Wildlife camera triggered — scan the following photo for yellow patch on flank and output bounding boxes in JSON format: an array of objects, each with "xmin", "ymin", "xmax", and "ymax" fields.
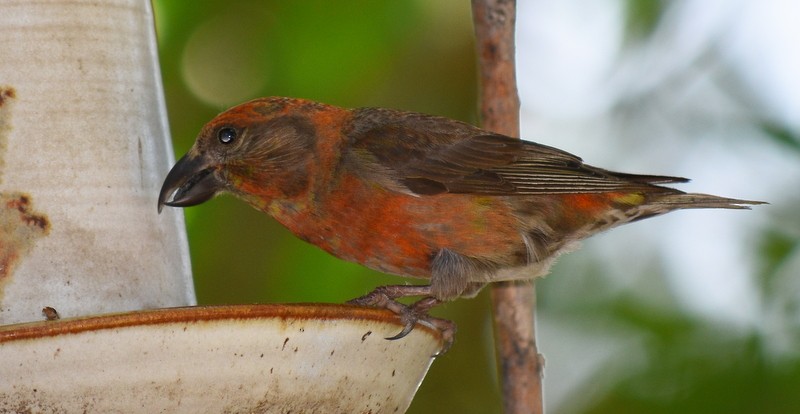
[
  {"xmin": 473, "ymin": 196, "xmax": 494, "ymax": 207},
  {"xmin": 613, "ymin": 193, "xmax": 645, "ymax": 206},
  {"xmin": 469, "ymin": 197, "xmax": 493, "ymax": 228}
]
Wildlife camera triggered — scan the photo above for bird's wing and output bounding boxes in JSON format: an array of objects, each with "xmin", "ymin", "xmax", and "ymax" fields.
[{"xmin": 345, "ymin": 108, "xmax": 686, "ymax": 196}]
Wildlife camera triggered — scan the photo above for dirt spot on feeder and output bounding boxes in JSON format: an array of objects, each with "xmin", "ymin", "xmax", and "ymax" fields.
[
  {"xmin": 0, "ymin": 87, "xmax": 52, "ymax": 298},
  {"xmin": 0, "ymin": 194, "xmax": 50, "ymax": 295},
  {"xmin": 0, "ymin": 87, "xmax": 15, "ymax": 107},
  {"xmin": 0, "ymin": 86, "xmax": 14, "ymax": 179},
  {"xmin": 42, "ymin": 306, "xmax": 60, "ymax": 321}
]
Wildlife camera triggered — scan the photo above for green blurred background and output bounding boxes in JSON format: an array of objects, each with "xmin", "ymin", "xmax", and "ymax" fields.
[{"xmin": 152, "ymin": 1, "xmax": 800, "ymax": 413}]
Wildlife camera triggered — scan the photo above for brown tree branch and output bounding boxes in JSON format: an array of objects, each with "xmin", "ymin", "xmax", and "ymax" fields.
[{"xmin": 471, "ymin": 1, "xmax": 544, "ymax": 413}]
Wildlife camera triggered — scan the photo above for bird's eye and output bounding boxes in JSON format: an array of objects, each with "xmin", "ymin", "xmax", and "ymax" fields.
[{"xmin": 218, "ymin": 127, "xmax": 237, "ymax": 144}]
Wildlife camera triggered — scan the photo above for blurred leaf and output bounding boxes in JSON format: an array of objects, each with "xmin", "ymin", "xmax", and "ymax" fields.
[
  {"xmin": 579, "ymin": 332, "xmax": 800, "ymax": 414},
  {"xmin": 607, "ymin": 296, "xmax": 694, "ymax": 343},
  {"xmin": 757, "ymin": 229, "xmax": 798, "ymax": 295},
  {"xmin": 760, "ymin": 121, "xmax": 800, "ymax": 153},
  {"xmin": 623, "ymin": 0, "xmax": 664, "ymax": 42}
]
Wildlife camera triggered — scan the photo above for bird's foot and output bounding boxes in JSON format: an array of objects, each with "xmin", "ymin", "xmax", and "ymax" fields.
[
  {"xmin": 387, "ymin": 296, "xmax": 456, "ymax": 355},
  {"xmin": 347, "ymin": 285, "xmax": 456, "ymax": 354}
]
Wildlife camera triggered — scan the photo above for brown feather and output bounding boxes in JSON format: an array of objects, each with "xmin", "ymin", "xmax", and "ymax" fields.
[{"xmin": 346, "ymin": 108, "xmax": 689, "ymax": 196}]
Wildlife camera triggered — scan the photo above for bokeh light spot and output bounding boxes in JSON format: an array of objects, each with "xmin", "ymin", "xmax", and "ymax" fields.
[{"xmin": 181, "ymin": 9, "xmax": 270, "ymax": 107}]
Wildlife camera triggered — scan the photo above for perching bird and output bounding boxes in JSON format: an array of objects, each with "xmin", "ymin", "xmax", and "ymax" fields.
[{"xmin": 159, "ymin": 97, "xmax": 763, "ymax": 343}]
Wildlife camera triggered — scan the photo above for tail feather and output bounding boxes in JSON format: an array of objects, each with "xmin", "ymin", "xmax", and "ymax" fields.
[{"xmin": 653, "ymin": 193, "xmax": 766, "ymax": 210}]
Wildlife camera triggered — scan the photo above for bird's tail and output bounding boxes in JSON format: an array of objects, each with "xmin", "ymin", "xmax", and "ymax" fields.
[
  {"xmin": 652, "ymin": 193, "xmax": 766, "ymax": 210},
  {"xmin": 614, "ymin": 192, "xmax": 765, "ymax": 225}
]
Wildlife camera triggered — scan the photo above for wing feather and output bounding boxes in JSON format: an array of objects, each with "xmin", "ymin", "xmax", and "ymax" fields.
[{"xmin": 345, "ymin": 108, "xmax": 686, "ymax": 196}]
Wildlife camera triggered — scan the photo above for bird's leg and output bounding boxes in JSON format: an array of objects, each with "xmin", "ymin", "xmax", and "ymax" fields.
[
  {"xmin": 347, "ymin": 284, "xmax": 456, "ymax": 353},
  {"xmin": 347, "ymin": 284, "xmax": 433, "ymax": 307}
]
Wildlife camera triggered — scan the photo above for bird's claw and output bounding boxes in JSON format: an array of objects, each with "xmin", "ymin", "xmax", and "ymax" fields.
[
  {"xmin": 347, "ymin": 285, "xmax": 456, "ymax": 354},
  {"xmin": 385, "ymin": 318, "xmax": 416, "ymax": 341},
  {"xmin": 387, "ymin": 300, "xmax": 456, "ymax": 356},
  {"xmin": 384, "ymin": 296, "xmax": 437, "ymax": 341}
]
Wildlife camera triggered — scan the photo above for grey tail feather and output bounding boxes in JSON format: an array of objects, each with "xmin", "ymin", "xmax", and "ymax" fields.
[{"xmin": 655, "ymin": 193, "xmax": 767, "ymax": 210}]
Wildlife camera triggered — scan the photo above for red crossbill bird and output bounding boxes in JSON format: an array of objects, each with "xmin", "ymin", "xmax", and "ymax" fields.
[{"xmin": 159, "ymin": 97, "xmax": 763, "ymax": 344}]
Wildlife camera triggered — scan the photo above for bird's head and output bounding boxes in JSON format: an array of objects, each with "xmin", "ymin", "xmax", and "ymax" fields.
[{"xmin": 158, "ymin": 97, "xmax": 323, "ymax": 213}]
